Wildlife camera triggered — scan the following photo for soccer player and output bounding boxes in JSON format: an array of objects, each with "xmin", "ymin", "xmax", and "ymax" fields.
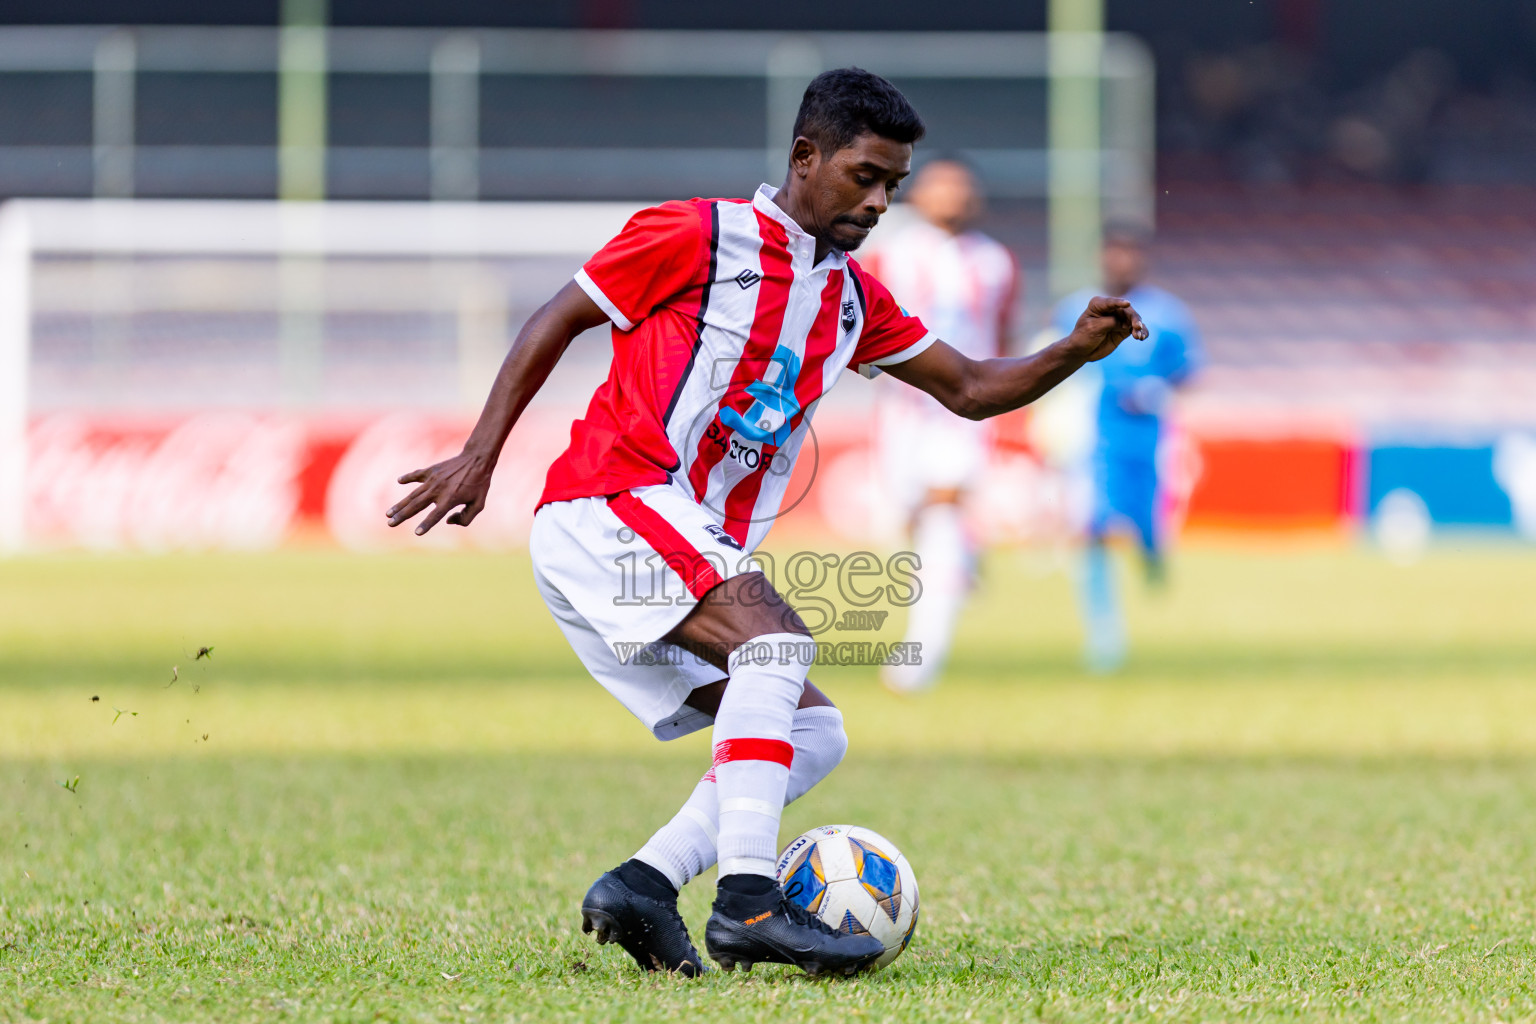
[
  {"xmin": 863, "ymin": 159, "xmax": 1020, "ymax": 693},
  {"xmin": 388, "ymin": 68, "xmax": 1145, "ymax": 977},
  {"xmin": 1051, "ymin": 226, "xmax": 1203, "ymax": 672}
]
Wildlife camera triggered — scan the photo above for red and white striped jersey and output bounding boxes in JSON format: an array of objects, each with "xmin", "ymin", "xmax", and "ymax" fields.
[{"xmin": 540, "ymin": 184, "xmax": 936, "ymax": 551}]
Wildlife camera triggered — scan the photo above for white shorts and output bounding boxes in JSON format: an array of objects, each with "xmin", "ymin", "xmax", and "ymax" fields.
[{"xmin": 530, "ymin": 483, "xmax": 762, "ymax": 740}]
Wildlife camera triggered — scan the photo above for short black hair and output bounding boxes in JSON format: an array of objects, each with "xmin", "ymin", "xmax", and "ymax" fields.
[{"xmin": 792, "ymin": 67, "xmax": 926, "ymax": 156}]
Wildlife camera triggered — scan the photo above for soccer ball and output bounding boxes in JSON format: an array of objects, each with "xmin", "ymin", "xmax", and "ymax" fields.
[{"xmin": 775, "ymin": 824, "xmax": 919, "ymax": 969}]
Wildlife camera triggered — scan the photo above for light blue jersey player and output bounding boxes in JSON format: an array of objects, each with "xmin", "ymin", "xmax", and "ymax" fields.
[{"xmin": 1052, "ymin": 226, "xmax": 1203, "ymax": 671}]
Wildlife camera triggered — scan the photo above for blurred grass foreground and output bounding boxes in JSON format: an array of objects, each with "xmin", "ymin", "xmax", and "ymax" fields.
[{"xmin": 2, "ymin": 544, "xmax": 1534, "ymax": 760}]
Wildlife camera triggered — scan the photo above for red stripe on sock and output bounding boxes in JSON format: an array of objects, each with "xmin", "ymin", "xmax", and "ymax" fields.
[
  {"xmin": 701, "ymin": 768, "xmax": 716, "ymax": 783},
  {"xmin": 713, "ymin": 737, "xmax": 794, "ymax": 769}
]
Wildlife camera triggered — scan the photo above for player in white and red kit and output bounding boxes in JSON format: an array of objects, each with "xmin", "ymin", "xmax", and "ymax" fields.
[
  {"xmin": 864, "ymin": 160, "xmax": 1019, "ymax": 692},
  {"xmin": 387, "ymin": 69, "xmax": 1145, "ymax": 978}
]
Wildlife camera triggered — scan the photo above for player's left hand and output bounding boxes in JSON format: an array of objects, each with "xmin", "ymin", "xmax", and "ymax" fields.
[
  {"xmin": 1070, "ymin": 295, "xmax": 1149, "ymax": 362},
  {"xmin": 385, "ymin": 450, "xmax": 496, "ymax": 535}
]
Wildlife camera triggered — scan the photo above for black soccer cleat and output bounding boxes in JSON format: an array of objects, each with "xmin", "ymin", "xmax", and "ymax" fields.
[
  {"xmin": 580, "ymin": 868, "xmax": 708, "ymax": 977},
  {"xmin": 704, "ymin": 882, "xmax": 886, "ymax": 977}
]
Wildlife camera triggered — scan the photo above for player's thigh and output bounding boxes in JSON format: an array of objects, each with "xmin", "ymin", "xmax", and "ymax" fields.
[
  {"xmin": 664, "ymin": 570, "xmax": 810, "ymax": 671},
  {"xmin": 530, "ymin": 496, "xmax": 746, "ymax": 739}
]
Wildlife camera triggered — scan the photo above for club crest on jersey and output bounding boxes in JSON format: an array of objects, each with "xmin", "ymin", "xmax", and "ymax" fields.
[
  {"xmin": 733, "ymin": 268, "xmax": 762, "ymax": 289},
  {"xmin": 704, "ymin": 524, "xmax": 743, "ymax": 550},
  {"xmin": 841, "ymin": 300, "xmax": 857, "ymax": 333}
]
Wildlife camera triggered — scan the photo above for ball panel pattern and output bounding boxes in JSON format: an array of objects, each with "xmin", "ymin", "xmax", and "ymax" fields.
[
  {"xmin": 776, "ymin": 824, "xmax": 920, "ymax": 971},
  {"xmin": 780, "ymin": 841, "xmax": 828, "ymax": 914}
]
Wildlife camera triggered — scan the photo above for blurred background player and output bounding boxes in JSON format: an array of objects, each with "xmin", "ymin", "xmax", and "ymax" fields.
[
  {"xmin": 1052, "ymin": 226, "xmax": 1203, "ymax": 672},
  {"xmin": 867, "ymin": 160, "xmax": 1019, "ymax": 693}
]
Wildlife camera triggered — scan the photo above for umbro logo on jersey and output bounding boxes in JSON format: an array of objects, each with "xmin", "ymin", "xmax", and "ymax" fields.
[
  {"xmin": 704, "ymin": 524, "xmax": 744, "ymax": 550},
  {"xmin": 841, "ymin": 300, "xmax": 857, "ymax": 333},
  {"xmin": 733, "ymin": 269, "xmax": 762, "ymax": 289}
]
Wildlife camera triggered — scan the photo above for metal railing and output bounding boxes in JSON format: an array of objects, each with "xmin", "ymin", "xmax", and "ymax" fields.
[{"xmin": 0, "ymin": 26, "xmax": 1153, "ymax": 217}]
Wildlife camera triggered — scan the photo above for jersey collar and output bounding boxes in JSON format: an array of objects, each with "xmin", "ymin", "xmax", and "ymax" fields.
[{"xmin": 753, "ymin": 183, "xmax": 850, "ymax": 271}]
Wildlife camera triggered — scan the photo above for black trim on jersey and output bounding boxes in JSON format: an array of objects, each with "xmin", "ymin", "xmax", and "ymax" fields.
[
  {"xmin": 661, "ymin": 201, "xmax": 720, "ymax": 444},
  {"xmin": 848, "ymin": 264, "xmax": 867, "ymax": 320}
]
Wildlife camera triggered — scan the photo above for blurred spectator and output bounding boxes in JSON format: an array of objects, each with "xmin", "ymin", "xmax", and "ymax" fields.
[
  {"xmin": 1166, "ymin": 41, "xmax": 1536, "ymax": 185},
  {"xmin": 866, "ymin": 160, "xmax": 1019, "ymax": 693}
]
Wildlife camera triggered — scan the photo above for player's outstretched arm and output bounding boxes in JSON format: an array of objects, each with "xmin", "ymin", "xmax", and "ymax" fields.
[
  {"xmin": 386, "ymin": 281, "xmax": 609, "ymax": 535},
  {"xmin": 882, "ymin": 295, "xmax": 1148, "ymax": 421}
]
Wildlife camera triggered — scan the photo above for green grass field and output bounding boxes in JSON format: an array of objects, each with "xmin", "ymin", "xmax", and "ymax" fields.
[{"xmin": 4, "ymin": 543, "xmax": 1536, "ymax": 1022}]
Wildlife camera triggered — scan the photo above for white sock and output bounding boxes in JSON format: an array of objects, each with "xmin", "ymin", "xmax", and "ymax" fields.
[
  {"xmin": 884, "ymin": 502, "xmax": 971, "ymax": 692},
  {"xmin": 635, "ymin": 706, "xmax": 847, "ymax": 888},
  {"xmin": 784, "ymin": 706, "xmax": 848, "ymax": 804},
  {"xmin": 634, "ymin": 770, "xmax": 718, "ymax": 890},
  {"xmin": 712, "ymin": 634, "xmax": 809, "ymax": 877}
]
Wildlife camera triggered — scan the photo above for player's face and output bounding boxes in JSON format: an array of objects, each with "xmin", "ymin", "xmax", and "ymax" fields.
[
  {"xmin": 811, "ymin": 134, "xmax": 912, "ymax": 252},
  {"xmin": 1102, "ymin": 238, "xmax": 1148, "ymax": 296}
]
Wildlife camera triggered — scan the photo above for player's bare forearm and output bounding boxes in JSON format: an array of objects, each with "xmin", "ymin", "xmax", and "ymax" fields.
[
  {"xmin": 386, "ymin": 281, "xmax": 608, "ymax": 534},
  {"xmin": 883, "ymin": 295, "xmax": 1147, "ymax": 421}
]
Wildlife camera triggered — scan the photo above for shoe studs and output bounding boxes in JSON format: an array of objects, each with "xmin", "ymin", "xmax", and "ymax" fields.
[
  {"xmin": 581, "ymin": 909, "xmax": 620, "ymax": 945},
  {"xmin": 714, "ymin": 955, "xmax": 754, "ymax": 972}
]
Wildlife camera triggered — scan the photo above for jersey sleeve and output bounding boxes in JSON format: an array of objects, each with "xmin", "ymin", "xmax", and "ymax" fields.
[
  {"xmin": 574, "ymin": 201, "xmax": 709, "ymax": 331},
  {"xmin": 849, "ymin": 267, "xmax": 938, "ymax": 379}
]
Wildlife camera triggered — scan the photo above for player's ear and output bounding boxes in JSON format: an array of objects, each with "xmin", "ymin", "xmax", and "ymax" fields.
[{"xmin": 788, "ymin": 136, "xmax": 819, "ymax": 179}]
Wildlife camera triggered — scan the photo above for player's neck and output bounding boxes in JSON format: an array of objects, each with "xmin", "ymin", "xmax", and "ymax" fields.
[{"xmin": 771, "ymin": 182, "xmax": 835, "ymax": 263}]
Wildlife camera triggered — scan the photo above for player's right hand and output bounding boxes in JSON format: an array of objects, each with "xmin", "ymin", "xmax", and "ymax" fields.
[
  {"xmin": 386, "ymin": 451, "xmax": 496, "ymax": 535},
  {"xmin": 1070, "ymin": 295, "xmax": 1148, "ymax": 362}
]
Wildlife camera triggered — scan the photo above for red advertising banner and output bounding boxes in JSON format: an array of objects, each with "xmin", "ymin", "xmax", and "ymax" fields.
[{"xmin": 22, "ymin": 411, "xmax": 1354, "ymax": 550}]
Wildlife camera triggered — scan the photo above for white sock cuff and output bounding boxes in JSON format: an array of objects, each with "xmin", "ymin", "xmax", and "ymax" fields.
[
  {"xmin": 719, "ymin": 796, "xmax": 779, "ymax": 818},
  {"xmin": 728, "ymin": 632, "xmax": 812, "ymax": 674},
  {"xmin": 793, "ymin": 705, "xmax": 843, "ymax": 726},
  {"xmin": 634, "ymin": 844, "xmax": 688, "ymax": 890},
  {"xmin": 718, "ymin": 856, "xmax": 777, "ymax": 877},
  {"xmin": 678, "ymin": 805, "xmax": 717, "ymax": 845}
]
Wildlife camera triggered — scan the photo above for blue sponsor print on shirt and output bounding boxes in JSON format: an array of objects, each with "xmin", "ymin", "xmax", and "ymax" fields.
[{"xmin": 721, "ymin": 344, "xmax": 802, "ymax": 447}]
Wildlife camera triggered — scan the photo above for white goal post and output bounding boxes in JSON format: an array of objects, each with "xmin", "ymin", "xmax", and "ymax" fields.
[{"xmin": 0, "ymin": 199, "xmax": 647, "ymax": 552}]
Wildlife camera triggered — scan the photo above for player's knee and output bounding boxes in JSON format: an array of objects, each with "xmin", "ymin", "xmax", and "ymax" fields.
[
  {"xmin": 795, "ymin": 706, "xmax": 848, "ymax": 780},
  {"xmin": 825, "ymin": 717, "xmax": 849, "ymax": 771},
  {"xmin": 785, "ymin": 706, "xmax": 847, "ymax": 805}
]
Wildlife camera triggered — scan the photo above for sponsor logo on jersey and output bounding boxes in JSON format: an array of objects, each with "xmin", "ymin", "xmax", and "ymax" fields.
[
  {"xmin": 719, "ymin": 345, "xmax": 802, "ymax": 447},
  {"xmin": 733, "ymin": 268, "xmax": 762, "ymax": 289}
]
